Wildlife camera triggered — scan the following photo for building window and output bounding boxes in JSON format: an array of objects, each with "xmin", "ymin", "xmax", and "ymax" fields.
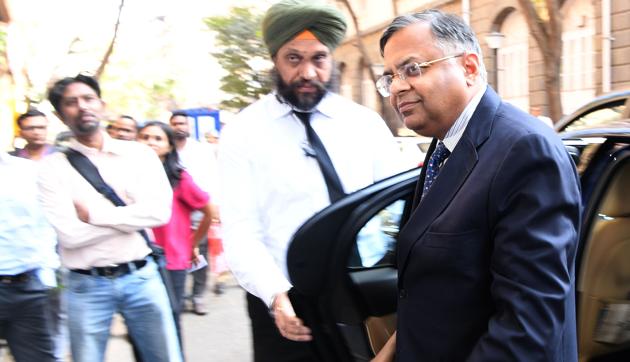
[
  {"xmin": 497, "ymin": 11, "xmax": 529, "ymax": 112},
  {"xmin": 560, "ymin": 0, "xmax": 595, "ymax": 115}
]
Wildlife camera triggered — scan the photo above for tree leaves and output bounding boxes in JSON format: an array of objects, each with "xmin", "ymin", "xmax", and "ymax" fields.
[{"xmin": 204, "ymin": 7, "xmax": 273, "ymax": 112}]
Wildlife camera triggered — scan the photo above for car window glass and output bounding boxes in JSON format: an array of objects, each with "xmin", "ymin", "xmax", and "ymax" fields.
[
  {"xmin": 563, "ymin": 101, "xmax": 625, "ymax": 132},
  {"xmin": 351, "ymin": 199, "xmax": 406, "ymax": 268}
]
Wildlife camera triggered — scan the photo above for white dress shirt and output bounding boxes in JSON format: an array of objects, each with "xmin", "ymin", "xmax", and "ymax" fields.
[
  {"xmin": 177, "ymin": 139, "xmax": 219, "ymax": 196},
  {"xmin": 442, "ymin": 84, "xmax": 487, "ymax": 153},
  {"xmin": 0, "ymin": 152, "xmax": 59, "ymax": 286},
  {"xmin": 219, "ymin": 92, "xmax": 405, "ymax": 306},
  {"xmin": 38, "ymin": 132, "xmax": 173, "ymax": 269}
]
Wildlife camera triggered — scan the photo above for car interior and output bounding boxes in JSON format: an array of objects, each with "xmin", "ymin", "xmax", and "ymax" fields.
[{"xmin": 577, "ymin": 154, "xmax": 630, "ymax": 362}]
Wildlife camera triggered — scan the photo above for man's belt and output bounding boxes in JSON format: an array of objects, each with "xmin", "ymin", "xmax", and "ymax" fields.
[
  {"xmin": 71, "ymin": 259, "xmax": 147, "ymax": 278},
  {"xmin": 0, "ymin": 271, "xmax": 32, "ymax": 284}
]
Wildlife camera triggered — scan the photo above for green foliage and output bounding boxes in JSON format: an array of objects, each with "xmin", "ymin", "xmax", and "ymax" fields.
[{"xmin": 204, "ymin": 7, "xmax": 273, "ymax": 112}]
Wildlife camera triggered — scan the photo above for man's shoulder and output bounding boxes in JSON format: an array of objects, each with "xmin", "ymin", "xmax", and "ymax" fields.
[
  {"xmin": 488, "ymin": 102, "xmax": 564, "ymax": 154},
  {"xmin": 495, "ymin": 102, "xmax": 555, "ymax": 136},
  {"xmin": 237, "ymin": 93, "xmax": 282, "ymax": 120},
  {"xmin": 2, "ymin": 152, "xmax": 34, "ymax": 168}
]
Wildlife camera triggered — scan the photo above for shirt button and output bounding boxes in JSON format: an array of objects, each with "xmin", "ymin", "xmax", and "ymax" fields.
[{"xmin": 399, "ymin": 288, "xmax": 407, "ymax": 299}]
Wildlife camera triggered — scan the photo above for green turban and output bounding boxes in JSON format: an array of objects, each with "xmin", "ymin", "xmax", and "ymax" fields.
[{"xmin": 262, "ymin": 0, "xmax": 347, "ymax": 56}]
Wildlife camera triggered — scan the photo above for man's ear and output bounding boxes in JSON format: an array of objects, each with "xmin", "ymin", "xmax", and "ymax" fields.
[{"xmin": 462, "ymin": 53, "xmax": 480, "ymax": 86}]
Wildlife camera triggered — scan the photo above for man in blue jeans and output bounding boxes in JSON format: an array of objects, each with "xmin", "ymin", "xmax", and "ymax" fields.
[{"xmin": 38, "ymin": 74, "xmax": 182, "ymax": 362}]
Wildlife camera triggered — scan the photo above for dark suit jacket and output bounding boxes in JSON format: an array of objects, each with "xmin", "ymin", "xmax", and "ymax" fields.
[{"xmin": 396, "ymin": 87, "xmax": 581, "ymax": 361}]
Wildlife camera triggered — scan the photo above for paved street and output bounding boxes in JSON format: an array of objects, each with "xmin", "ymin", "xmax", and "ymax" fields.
[{"xmin": 107, "ymin": 274, "xmax": 252, "ymax": 361}]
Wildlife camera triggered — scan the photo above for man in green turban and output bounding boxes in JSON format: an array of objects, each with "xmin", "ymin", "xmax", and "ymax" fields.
[{"xmin": 219, "ymin": 1, "xmax": 406, "ymax": 361}]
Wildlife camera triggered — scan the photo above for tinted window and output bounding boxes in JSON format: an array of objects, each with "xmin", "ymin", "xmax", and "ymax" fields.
[
  {"xmin": 563, "ymin": 100, "xmax": 626, "ymax": 132},
  {"xmin": 350, "ymin": 199, "xmax": 407, "ymax": 268}
]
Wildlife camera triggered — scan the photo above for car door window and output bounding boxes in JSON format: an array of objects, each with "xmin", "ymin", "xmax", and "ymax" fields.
[
  {"xmin": 576, "ymin": 146, "xmax": 630, "ymax": 361},
  {"xmin": 352, "ymin": 199, "xmax": 406, "ymax": 268}
]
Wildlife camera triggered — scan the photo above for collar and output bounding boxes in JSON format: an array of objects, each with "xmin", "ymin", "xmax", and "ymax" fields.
[
  {"xmin": 69, "ymin": 131, "xmax": 126, "ymax": 156},
  {"xmin": 269, "ymin": 91, "xmax": 337, "ymax": 120},
  {"xmin": 442, "ymin": 83, "xmax": 487, "ymax": 152}
]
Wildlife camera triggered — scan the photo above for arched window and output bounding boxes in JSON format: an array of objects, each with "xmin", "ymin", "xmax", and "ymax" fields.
[{"xmin": 497, "ymin": 10, "xmax": 529, "ymax": 112}]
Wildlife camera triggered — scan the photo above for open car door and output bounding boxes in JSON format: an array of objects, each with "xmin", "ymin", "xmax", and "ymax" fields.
[
  {"xmin": 571, "ymin": 137, "xmax": 630, "ymax": 362},
  {"xmin": 287, "ymin": 168, "xmax": 420, "ymax": 361}
]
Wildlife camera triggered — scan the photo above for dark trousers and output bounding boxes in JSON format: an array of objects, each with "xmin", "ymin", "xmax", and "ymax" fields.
[
  {"xmin": 246, "ymin": 292, "xmax": 316, "ymax": 362},
  {"xmin": 169, "ymin": 270, "xmax": 187, "ymax": 349},
  {"xmin": 191, "ymin": 236, "xmax": 208, "ymax": 300},
  {"xmin": 0, "ymin": 273, "xmax": 55, "ymax": 362}
]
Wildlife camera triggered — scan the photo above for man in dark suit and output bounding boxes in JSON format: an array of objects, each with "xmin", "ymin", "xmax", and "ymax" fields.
[{"xmin": 374, "ymin": 10, "xmax": 582, "ymax": 361}]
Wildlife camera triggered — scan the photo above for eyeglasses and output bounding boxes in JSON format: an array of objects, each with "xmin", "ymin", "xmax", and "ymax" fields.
[{"xmin": 375, "ymin": 53, "xmax": 464, "ymax": 97}]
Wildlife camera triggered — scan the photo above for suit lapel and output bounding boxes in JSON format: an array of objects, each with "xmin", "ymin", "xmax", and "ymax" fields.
[{"xmin": 397, "ymin": 87, "xmax": 501, "ymax": 280}]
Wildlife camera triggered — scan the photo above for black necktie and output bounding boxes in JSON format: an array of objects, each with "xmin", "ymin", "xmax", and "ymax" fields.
[{"xmin": 295, "ymin": 111, "xmax": 345, "ymax": 202}]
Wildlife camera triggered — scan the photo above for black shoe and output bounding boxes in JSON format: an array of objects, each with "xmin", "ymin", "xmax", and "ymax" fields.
[{"xmin": 213, "ymin": 282, "xmax": 225, "ymax": 295}]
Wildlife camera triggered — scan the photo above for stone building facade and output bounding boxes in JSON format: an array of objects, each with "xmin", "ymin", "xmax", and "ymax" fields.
[{"xmin": 329, "ymin": 0, "xmax": 630, "ymax": 133}]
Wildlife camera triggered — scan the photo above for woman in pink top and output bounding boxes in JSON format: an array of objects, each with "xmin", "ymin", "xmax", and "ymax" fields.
[{"xmin": 137, "ymin": 121, "xmax": 214, "ymax": 352}]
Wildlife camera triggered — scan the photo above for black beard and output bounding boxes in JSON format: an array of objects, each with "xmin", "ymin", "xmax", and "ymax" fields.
[
  {"xmin": 74, "ymin": 120, "xmax": 100, "ymax": 136},
  {"xmin": 173, "ymin": 130, "xmax": 189, "ymax": 140},
  {"xmin": 274, "ymin": 72, "xmax": 329, "ymax": 111}
]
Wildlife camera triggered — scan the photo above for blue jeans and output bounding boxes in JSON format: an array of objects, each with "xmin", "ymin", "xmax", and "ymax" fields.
[{"xmin": 66, "ymin": 258, "xmax": 182, "ymax": 362}]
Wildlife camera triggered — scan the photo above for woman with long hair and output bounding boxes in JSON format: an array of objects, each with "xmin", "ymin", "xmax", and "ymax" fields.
[{"xmin": 137, "ymin": 121, "xmax": 214, "ymax": 353}]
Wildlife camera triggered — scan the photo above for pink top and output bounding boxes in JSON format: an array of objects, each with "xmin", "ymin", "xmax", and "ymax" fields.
[{"xmin": 152, "ymin": 170, "xmax": 209, "ymax": 270}]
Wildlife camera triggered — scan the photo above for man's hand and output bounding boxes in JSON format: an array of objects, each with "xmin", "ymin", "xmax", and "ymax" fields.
[
  {"xmin": 74, "ymin": 200, "xmax": 89, "ymax": 223},
  {"xmin": 271, "ymin": 291, "xmax": 312, "ymax": 342}
]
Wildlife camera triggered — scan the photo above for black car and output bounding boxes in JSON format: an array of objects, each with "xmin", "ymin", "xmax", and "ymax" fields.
[{"xmin": 287, "ymin": 124, "xmax": 630, "ymax": 361}]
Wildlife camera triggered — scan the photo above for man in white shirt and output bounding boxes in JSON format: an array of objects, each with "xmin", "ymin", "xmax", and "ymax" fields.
[
  {"xmin": 169, "ymin": 111, "xmax": 219, "ymax": 315},
  {"xmin": 219, "ymin": 1, "xmax": 404, "ymax": 361},
  {"xmin": 39, "ymin": 74, "xmax": 182, "ymax": 362},
  {"xmin": 0, "ymin": 152, "xmax": 59, "ymax": 362}
]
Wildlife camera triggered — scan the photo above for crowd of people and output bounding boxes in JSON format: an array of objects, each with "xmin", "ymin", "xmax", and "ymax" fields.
[
  {"xmin": 1, "ymin": 75, "xmax": 222, "ymax": 362},
  {"xmin": 1, "ymin": 1, "xmax": 581, "ymax": 362}
]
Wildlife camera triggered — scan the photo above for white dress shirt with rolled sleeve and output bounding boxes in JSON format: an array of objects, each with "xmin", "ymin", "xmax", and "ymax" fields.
[
  {"xmin": 38, "ymin": 132, "xmax": 173, "ymax": 270},
  {"xmin": 219, "ymin": 92, "xmax": 406, "ymax": 307}
]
